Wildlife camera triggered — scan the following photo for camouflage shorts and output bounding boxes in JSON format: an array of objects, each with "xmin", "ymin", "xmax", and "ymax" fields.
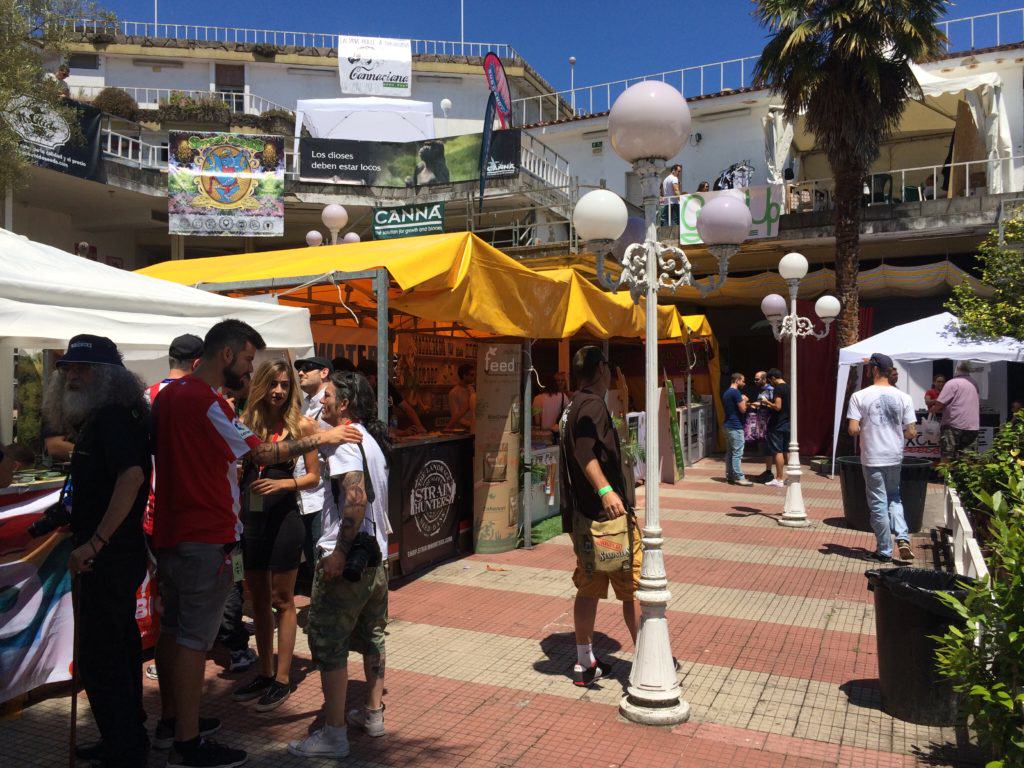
[{"xmin": 305, "ymin": 564, "xmax": 388, "ymax": 671}]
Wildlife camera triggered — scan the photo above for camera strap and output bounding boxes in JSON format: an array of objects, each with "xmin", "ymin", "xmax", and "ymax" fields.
[{"xmin": 330, "ymin": 439, "xmax": 377, "ymax": 537}]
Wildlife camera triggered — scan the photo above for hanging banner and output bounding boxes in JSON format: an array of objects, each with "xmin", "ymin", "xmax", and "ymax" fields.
[
  {"xmin": 311, "ymin": 323, "xmax": 380, "ymax": 366},
  {"xmin": 679, "ymin": 184, "xmax": 784, "ymax": 245},
  {"xmin": 478, "ymin": 92, "xmax": 497, "ymax": 212},
  {"xmin": 473, "ymin": 343, "xmax": 522, "ymax": 554},
  {"xmin": 3, "ymin": 97, "xmax": 101, "ymax": 181},
  {"xmin": 299, "ymin": 130, "xmax": 520, "ymax": 187},
  {"xmin": 482, "ymin": 53, "xmax": 513, "ymax": 129},
  {"xmin": 373, "ymin": 202, "xmax": 445, "ymax": 240},
  {"xmin": 168, "ymin": 131, "xmax": 285, "ymax": 237},
  {"xmin": 338, "ymin": 35, "xmax": 412, "ymax": 97}
]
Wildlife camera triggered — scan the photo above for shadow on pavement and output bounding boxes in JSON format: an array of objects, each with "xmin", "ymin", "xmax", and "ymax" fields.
[
  {"xmin": 839, "ymin": 677, "xmax": 882, "ymax": 711},
  {"xmin": 818, "ymin": 542, "xmax": 875, "ymax": 561},
  {"xmin": 726, "ymin": 506, "xmax": 778, "ymax": 522},
  {"xmin": 909, "ymin": 734, "xmax": 986, "ymax": 767},
  {"xmin": 821, "ymin": 516, "xmax": 853, "ymax": 528},
  {"xmin": 535, "ymin": 631, "xmax": 628, "ymax": 691}
]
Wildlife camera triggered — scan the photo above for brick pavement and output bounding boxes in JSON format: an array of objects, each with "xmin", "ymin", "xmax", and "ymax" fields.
[{"xmin": 1, "ymin": 459, "xmax": 982, "ymax": 767}]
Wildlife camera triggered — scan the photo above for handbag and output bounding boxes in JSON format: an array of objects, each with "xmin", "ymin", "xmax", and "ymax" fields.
[{"xmin": 744, "ymin": 407, "xmax": 769, "ymax": 443}]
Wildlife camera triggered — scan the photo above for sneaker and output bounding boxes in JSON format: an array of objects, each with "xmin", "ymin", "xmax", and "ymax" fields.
[
  {"xmin": 228, "ymin": 648, "xmax": 257, "ymax": 673},
  {"xmin": 733, "ymin": 478, "xmax": 754, "ymax": 487},
  {"xmin": 348, "ymin": 705, "xmax": 385, "ymax": 737},
  {"xmin": 766, "ymin": 479, "xmax": 785, "ymax": 487},
  {"xmin": 145, "ymin": 663, "xmax": 159, "ymax": 680},
  {"xmin": 231, "ymin": 674, "xmax": 274, "ymax": 702},
  {"xmin": 896, "ymin": 540, "xmax": 916, "ymax": 561},
  {"xmin": 287, "ymin": 729, "xmax": 350, "ymax": 759},
  {"xmin": 254, "ymin": 680, "xmax": 291, "ymax": 712},
  {"xmin": 168, "ymin": 737, "xmax": 246, "ymax": 768},
  {"xmin": 573, "ymin": 658, "xmax": 613, "ymax": 687},
  {"xmin": 154, "ymin": 717, "xmax": 222, "ymax": 750},
  {"xmin": 75, "ymin": 741, "xmax": 104, "ymax": 760}
]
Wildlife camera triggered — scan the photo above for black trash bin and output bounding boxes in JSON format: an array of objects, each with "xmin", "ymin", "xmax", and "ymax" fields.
[
  {"xmin": 837, "ymin": 456, "xmax": 931, "ymax": 533},
  {"xmin": 865, "ymin": 567, "xmax": 973, "ymax": 725}
]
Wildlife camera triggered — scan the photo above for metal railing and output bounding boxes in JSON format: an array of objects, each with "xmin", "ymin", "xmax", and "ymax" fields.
[
  {"xmin": 520, "ymin": 132, "xmax": 571, "ymax": 189},
  {"xmin": 71, "ymin": 85, "xmax": 289, "ymax": 115},
  {"xmin": 784, "ymin": 156, "xmax": 1023, "ymax": 212},
  {"xmin": 944, "ymin": 486, "xmax": 988, "ymax": 580},
  {"xmin": 102, "ymin": 126, "xmax": 165, "ymax": 168},
  {"xmin": 67, "ymin": 18, "xmax": 520, "ymax": 60},
  {"xmin": 514, "ymin": 7, "xmax": 1024, "ymax": 124}
]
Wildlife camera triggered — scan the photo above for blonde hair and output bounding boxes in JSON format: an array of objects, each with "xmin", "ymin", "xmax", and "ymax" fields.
[{"xmin": 242, "ymin": 360, "xmax": 303, "ymax": 442}]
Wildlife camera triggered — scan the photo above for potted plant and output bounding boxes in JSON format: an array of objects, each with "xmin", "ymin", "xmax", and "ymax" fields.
[{"xmin": 91, "ymin": 87, "xmax": 139, "ymax": 122}]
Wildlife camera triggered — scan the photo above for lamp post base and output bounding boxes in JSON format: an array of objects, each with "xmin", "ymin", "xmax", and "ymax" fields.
[
  {"xmin": 619, "ymin": 694, "xmax": 691, "ymax": 726},
  {"xmin": 778, "ymin": 465, "xmax": 810, "ymax": 527}
]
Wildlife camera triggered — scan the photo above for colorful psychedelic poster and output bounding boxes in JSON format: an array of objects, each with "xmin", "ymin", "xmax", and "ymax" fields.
[{"xmin": 168, "ymin": 131, "xmax": 284, "ymax": 237}]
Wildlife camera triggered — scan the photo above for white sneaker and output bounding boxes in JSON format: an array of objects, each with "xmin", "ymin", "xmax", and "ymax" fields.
[
  {"xmin": 766, "ymin": 479, "xmax": 785, "ymax": 487},
  {"xmin": 347, "ymin": 706, "xmax": 385, "ymax": 737},
  {"xmin": 287, "ymin": 729, "xmax": 350, "ymax": 759}
]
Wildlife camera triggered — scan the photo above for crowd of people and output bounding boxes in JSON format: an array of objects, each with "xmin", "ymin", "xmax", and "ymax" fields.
[
  {"xmin": 35, "ymin": 321, "xmax": 391, "ymax": 767},
  {"xmin": 721, "ymin": 368, "xmax": 790, "ymax": 487}
]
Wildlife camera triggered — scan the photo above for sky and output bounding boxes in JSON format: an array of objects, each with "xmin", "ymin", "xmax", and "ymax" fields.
[{"xmin": 101, "ymin": 0, "xmax": 1024, "ymax": 92}]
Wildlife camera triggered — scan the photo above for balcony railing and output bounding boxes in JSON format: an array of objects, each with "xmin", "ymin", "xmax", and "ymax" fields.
[
  {"xmin": 67, "ymin": 18, "xmax": 520, "ymax": 61},
  {"xmin": 784, "ymin": 156, "xmax": 1023, "ymax": 213},
  {"xmin": 944, "ymin": 486, "xmax": 988, "ymax": 580},
  {"xmin": 72, "ymin": 85, "xmax": 289, "ymax": 116},
  {"xmin": 513, "ymin": 6, "xmax": 1024, "ymax": 124}
]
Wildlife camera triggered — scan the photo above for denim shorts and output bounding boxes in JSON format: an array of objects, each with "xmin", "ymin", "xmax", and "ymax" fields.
[
  {"xmin": 156, "ymin": 542, "xmax": 235, "ymax": 652},
  {"xmin": 766, "ymin": 428, "xmax": 790, "ymax": 455}
]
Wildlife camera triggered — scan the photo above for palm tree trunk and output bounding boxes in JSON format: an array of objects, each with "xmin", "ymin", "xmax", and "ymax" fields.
[{"xmin": 832, "ymin": 167, "xmax": 863, "ymax": 348}]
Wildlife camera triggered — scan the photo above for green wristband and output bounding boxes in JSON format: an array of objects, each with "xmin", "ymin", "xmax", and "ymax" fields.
[{"xmin": 597, "ymin": 485, "xmax": 613, "ymax": 497}]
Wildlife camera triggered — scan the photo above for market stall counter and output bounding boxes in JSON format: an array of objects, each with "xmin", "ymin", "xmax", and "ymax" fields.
[{"xmin": 388, "ymin": 432, "xmax": 474, "ymax": 578}]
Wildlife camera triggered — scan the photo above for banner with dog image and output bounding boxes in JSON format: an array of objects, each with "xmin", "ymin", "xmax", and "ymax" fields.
[
  {"xmin": 299, "ymin": 130, "xmax": 520, "ymax": 188},
  {"xmin": 168, "ymin": 131, "xmax": 285, "ymax": 237},
  {"xmin": 338, "ymin": 35, "xmax": 412, "ymax": 97}
]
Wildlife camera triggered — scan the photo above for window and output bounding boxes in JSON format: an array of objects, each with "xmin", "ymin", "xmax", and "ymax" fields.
[{"xmin": 69, "ymin": 54, "xmax": 100, "ymax": 70}]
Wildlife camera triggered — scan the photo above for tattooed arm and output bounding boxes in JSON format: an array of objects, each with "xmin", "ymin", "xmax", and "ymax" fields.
[
  {"xmin": 319, "ymin": 470, "xmax": 368, "ymax": 580},
  {"xmin": 249, "ymin": 422, "xmax": 362, "ymax": 466}
]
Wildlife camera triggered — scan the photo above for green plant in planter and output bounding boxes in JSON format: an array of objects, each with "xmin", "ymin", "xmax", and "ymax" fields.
[
  {"xmin": 258, "ymin": 108, "xmax": 295, "ymax": 134},
  {"xmin": 158, "ymin": 91, "xmax": 230, "ymax": 125},
  {"xmin": 91, "ymin": 86, "xmax": 138, "ymax": 121},
  {"xmin": 934, "ymin": 455, "xmax": 1024, "ymax": 766},
  {"xmin": 251, "ymin": 43, "xmax": 279, "ymax": 58}
]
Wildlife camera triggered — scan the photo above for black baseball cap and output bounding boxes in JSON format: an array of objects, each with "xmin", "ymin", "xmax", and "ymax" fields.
[
  {"xmin": 294, "ymin": 356, "xmax": 333, "ymax": 373},
  {"xmin": 868, "ymin": 352, "xmax": 894, "ymax": 370},
  {"xmin": 56, "ymin": 334, "xmax": 124, "ymax": 368},
  {"xmin": 169, "ymin": 333, "xmax": 204, "ymax": 361}
]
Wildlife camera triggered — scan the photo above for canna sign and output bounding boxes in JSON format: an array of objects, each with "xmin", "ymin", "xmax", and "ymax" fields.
[{"xmin": 372, "ymin": 202, "xmax": 445, "ymax": 240}]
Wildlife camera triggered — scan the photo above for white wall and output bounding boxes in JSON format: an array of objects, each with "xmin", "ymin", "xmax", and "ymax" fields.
[{"xmin": 103, "ymin": 55, "xmax": 212, "ymax": 94}]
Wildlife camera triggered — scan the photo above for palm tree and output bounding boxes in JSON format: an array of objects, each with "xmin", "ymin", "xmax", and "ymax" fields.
[{"xmin": 753, "ymin": 0, "xmax": 946, "ymax": 346}]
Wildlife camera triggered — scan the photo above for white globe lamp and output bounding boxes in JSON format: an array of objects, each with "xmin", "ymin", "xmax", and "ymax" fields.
[
  {"xmin": 778, "ymin": 251, "xmax": 809, "ymax": 281},
  {"xmin": 761, "ymin": 293, "xmax": 788, "ymax": 320},
  {"xmin": 342, "ymin": 232, "xmax": 361, "ymax": 244},
  {"xmin": 573, "ymin": 189, "xmax": 628, "ymax": 243},
  {"xmin": 305, "ymin": 230, "xmax": 323, "ymax": 247},
  {"xmin": 815, "ymin": 294, "xmax": 841, "ymax": 320},
  {"xmin": 608, "ymin": 81, "xmax": 691, "ymax": 163},
  {"xmin": 321, "ymin": 204, "xmax": 349, "ymax": 245}
]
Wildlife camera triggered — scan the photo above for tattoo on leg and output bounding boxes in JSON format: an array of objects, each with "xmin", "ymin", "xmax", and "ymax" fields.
[{"xmin": 371, "ymin": 655, "xmax": 385, "ymax": 678}]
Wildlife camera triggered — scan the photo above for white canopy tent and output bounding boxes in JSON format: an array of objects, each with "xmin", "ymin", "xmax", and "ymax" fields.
[
  {"xmin": 769, "ymin": 62, "xmax": 1015, "ymax": 193},
  {"xmin": 830, "ymin": 312, "xmax": 1023, "ymax": 466},
  {"xmin": 295, "ymin": 97, "xmax": 435, "ymax": 142},
  {"xmin": 0, "ymin": 228, "xmax": 314, "ymax": 442}
]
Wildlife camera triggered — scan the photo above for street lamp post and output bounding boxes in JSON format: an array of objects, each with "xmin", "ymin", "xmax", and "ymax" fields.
[
  {"xmin": 760, "ymin": 252, "xmax": 840, "ymax": 527},
  {"xmin": 321, "ymin": 203, "xmax": 348, "ymax": 246},
  {"xmin": 573, "ymin": 81, "xmax": 750, "ymax": 726}
]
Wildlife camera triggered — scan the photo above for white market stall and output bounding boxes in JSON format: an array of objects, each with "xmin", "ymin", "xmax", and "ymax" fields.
[
  {"xmin": 0, "ymin": 227, "xmax": 315, "ymax": 442},
  {"xmin": 295, "ymin": 96, "xmax": 436, "ymax": 141},
  {"xmin": 830, "ymin": 312, "xmax": 1024, "ymax": 467}
]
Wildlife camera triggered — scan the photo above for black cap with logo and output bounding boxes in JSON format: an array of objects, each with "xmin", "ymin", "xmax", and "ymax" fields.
[
  {"xmin": 868, "ymin": 352, "xmax": 894, "ymax": 371},
  {"xmin": 294, "ymin": 356, "xmax": 333, "ymax": 373},
  {"xmin": 56, "ymin": 334, "xmax": 124, "ymax": 368}
]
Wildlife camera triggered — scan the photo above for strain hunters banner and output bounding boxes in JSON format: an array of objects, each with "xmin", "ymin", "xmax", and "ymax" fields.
[
  {"xmin": 299, "ymin": 129, "xmax": 520, "ymax": 187},
  {"xmin": 3, "ymin": 97, "xmax": 102, "ymax": 180}
]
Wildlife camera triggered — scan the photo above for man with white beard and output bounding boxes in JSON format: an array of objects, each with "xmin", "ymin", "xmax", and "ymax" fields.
[{"xmin": 40, "ymin": 335, "xmax": 151, "ymax": 767}]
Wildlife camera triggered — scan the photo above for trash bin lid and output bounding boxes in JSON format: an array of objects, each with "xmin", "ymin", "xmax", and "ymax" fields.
[{"xmin": 865, "ymin": 567, "xmax": 974, "ymax": 620}]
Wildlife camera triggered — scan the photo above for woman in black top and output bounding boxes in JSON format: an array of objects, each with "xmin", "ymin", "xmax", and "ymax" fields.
[{"xmin": 233, "ymin": 361, "xmax": 320, "ymax": 711}]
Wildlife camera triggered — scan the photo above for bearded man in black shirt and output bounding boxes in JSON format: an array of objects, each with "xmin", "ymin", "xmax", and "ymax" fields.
[
  {"xmin": 559, "ymin": 346, "xmax": 642, "ymax": 688},
  {"xmin": 41, "ymin": 335, "xmax": 151, "ymax": 767}
]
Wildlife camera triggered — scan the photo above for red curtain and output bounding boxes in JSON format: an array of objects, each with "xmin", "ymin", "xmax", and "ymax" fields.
[{"xmin": 784, "ymin": 303, "xmax": 873, "ymax": 457}]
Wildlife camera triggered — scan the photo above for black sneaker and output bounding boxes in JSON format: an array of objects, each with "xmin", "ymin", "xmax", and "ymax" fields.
[
  {"xmin": 868, "ymin": 551, "xmax": 892, "ymax": 563},
  {"xmin": 573, "ymin": 658, "xmax": 613, "ymax": 687},
  {"xmin": 168, "ymin": 737, "xmax": 246, "ymax": 768},
  {"xmin": 254, "ymin": 680, "xmax": 290, "ymax": 712},
  {"xmin": 231, "ymin": 674, "xmax": 274, "ymax": 702},
  {"xmin": 75, "ymin": 741, "xmax": 104, "ymax": 760},
  {"xmin": 154, "ymin": 717, "xmax": 222, "ymax": 750}
]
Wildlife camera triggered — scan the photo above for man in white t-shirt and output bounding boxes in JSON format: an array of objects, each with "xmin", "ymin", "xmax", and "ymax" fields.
[
  {"xmin": 660, "ymin": 163, "xmax": 682, "ymax": 225},
  {"xmin": 847, "ymin": 353, "xmax": 918, "ymax": 563},
  {"xmin": 290, "ymin": 372, "xmax": 391, "ymax": 760}
]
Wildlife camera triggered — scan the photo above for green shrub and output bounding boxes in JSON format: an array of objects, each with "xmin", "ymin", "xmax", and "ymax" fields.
[
  {"xmin": 259, "ymin": 108, "xmax": 294, "ymax": 134},
  {"xmin": 158, "ymin": 92, "xmax": 230, "ymax": 125},
  {"xmin": 251, "ymin": 43, "xmax": 279, "ymax": 58},
  {"xmin": 934, "ymin": 445, "xmax": 1024, "ymax": 767},
  {"xmin": 91, "ymin": 87, "xmax": 138, "ymax": 121}
]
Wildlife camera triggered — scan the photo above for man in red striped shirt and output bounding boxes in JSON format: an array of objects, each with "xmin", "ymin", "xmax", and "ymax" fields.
[{"xmin": 152, "ymin": 320, "xmax": 362, "ymax": 768}]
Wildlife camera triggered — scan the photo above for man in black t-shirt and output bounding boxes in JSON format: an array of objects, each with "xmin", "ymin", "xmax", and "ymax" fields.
[
  {"xmin": 38, "ymin": 335, "xmax": 150, "ymax": 767},
  {"xmin": 559, "ymin": 346, "xmax": 640, "ymax": 688},
  {"xmin": 765, "ymin": 368, "xmax": 791, "ymax": 487}
]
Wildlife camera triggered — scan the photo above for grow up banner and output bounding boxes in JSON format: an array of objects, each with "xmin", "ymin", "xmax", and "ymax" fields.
[
  {"xmin": 167, "ymin": 131, "xmax": 285, "ymax": 237},
  {"xmin": 678, "ymin": 184, "xmax": 784, "ymax": 245}
]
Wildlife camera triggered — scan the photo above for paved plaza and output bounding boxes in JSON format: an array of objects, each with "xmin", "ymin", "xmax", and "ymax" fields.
[{"xmin": 2, "ymin": 459, "xmax": 982, "ymax": 767}]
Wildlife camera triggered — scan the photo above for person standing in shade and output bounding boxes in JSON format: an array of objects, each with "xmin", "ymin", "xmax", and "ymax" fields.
[
  {"xmin": 559, "ymin": 346, "xmax": 641, "ymax": 688},
  {"xmin": 923, "ymin": 374, "xmax": 945, "ymax": 410},
  {"xmin": 749, "ymin": 371, "xmax": 775, "ymax": 483},
  {"xmin": 930, "ymin": 361, "xmax": 981, "ymax": 461},
  {"xmin": 764, "ymin": 368, "xmax": 790, "ymax": 487},
  {"xmin": 847, "ymin": 353, "xmax": 918, "ymax": 563},
  {"xmin": 295, "ymin": 356, "xmax": 333, "ymax": 587},
  {"xmin": 355, "ymin": 358, "xmax": 427, "ymax": 434},
  {"xmin": 661, "ymin": 163, "xmax": 682, "ymax": 225},
  {"xmin": 533, "ymin": 370, "xmax": 571, "ymax": 444},
  {"xmin": 447, "ymin": 363, "xmax": 476, "ymax": 431},
  {"xmin": 722, "ymin": 372, "xmax": 753, "ymax": 486}
]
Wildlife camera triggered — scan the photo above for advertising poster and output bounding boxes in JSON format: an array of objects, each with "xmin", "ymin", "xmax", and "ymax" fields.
[
  {"xmin": 473, "ymin": 343, "xmax": 522, "ymax": 554},
  {"xmin": 299, "ymin": 130, "xmax": 520, "ymax": 187},
  {"xmin": 168, "ymin": 131, "xmax": 285, "ymax": 237},
  {"xmin": 311, "ymin": 323, "xmax": 380, "ymax": 366},
  {"xmin": 338, "ymin": 35, "xmax": 412, "ymax": 97},
  {"xmin": 483, "ymin": 52, "xmax": 513, "ymax": 129},
  {"xmin": 372, "ymin": 202, "xmax": 445, "ymax": 240},
  {"xmin": 678, "ymin": 184, "xmax": 784, "ymax": 245},
  {"xmin": 4, "ymin": 97, "xmax": 101, "ymax": 180}
]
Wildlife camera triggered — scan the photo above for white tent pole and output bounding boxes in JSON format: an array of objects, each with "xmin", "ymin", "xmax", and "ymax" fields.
[
  {"xmin": 830, "ymin": 362, "xmax": 853, "ymax": 476},
  {"xmin": 0, "ymin": 343, "xmax": 14, "ymax": 444}
]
